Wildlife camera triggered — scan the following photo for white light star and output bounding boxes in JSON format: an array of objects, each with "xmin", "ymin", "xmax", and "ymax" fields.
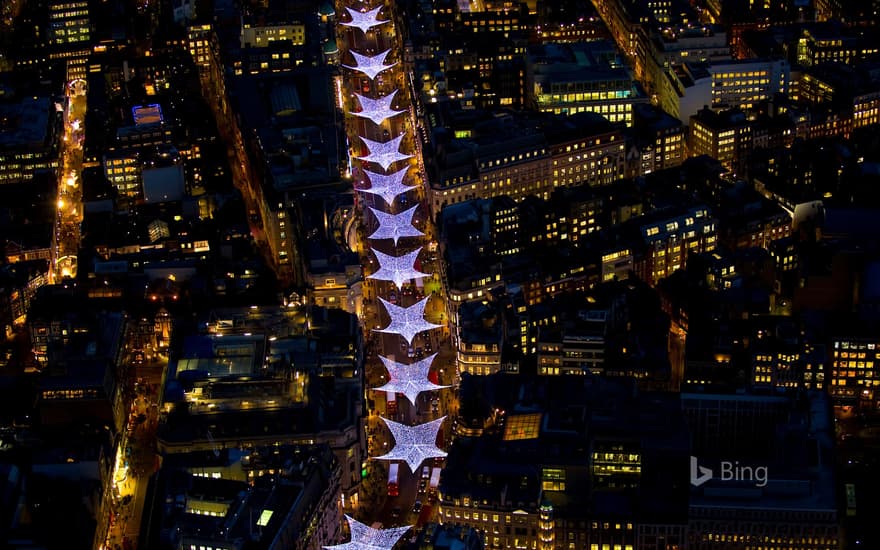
[
  {"xmin": 343, "ymin": 49, "xmax": 397, "ymax": 80},
  {"xmin": 324, "ymin": 514, "xmax": 411, "ymax": 550},
  {"xmin": 374, "ymin": 353, "xmax": 450, "ymax": 406},
  {"xmin": 375, "ymin": 296, "xmax": 441, "ymax": 345},
  {"xmin": 340, "ymin": 6, "xmax": 389, "ymax": 34},
  {"xmin": 358, "ymin": 167, "xmax": 417, "ymax": 207},
  {"xmin": 374, "ymin": 416, "xmax": 447, "ymax": 473},
  {"xmin": 367, "ymin": 205, "xmax": 424, "ymax": 245},
  {"xmin": 368, "ymin": 247, "xmax": 430, "ymax": 290},
  {"xmin": 355, "ymin": 133, "xmax": 413, "ymax": 171},
  {"xmin": 350, "ymin": 90, "xmax": 405, "ymax": 126}
]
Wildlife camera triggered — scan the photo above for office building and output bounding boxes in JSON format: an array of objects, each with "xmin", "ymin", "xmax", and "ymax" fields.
[
  {"xmin": 47, "ymin": 0, "xmax": 89, "ymax": 47},
  {"xmin": 0, "ymin": 260, "xmax": 49, "ymax": 338},
  {"xmin": 157, "ymin": 305, "xmax": 366, "ymax": 511},
  {"xmin": 300, "ymin": 194, "xmax": 364, "ymax": 315},
  {"xmin": 240, "ymin": 20, "xmax": 306, "ymax": 49},
  {"xmin": 439, "ymin": 375, "xmax": 689, "ymax": 550},
  {"xmin": 103, "ymin": 151, "xmax": 141, "ymax": 198},
  {"xmin": 47, "ymin": 0, "xmax": 91, "ymax": 79},
  {"xmin": 0, "ymin": 97, "xmax": 60, "ymax": 185},
  {"xmin": 28, "ymin": 285, "xmax": 126, "ymax": 430},
  {"xmin": 454, "ymin": 301, "xmax": 503, "ymax": 376},
  {"xmin": 650, "ymin": 23, "xmax": 729, "ymax": 69},
  {"xmin": 689, "ymin": 108, "xmax": 753, "ymax": 175},
  {"xmin": 0, "ymin": 174, "xmax": 56, "ymax": 266},
  {"xmin": 526, "ymin": 41, "xmax": 646, "ymax": 126},
  {"xmin": 684, "ymin": 391, "xmax": 840, "ymax": 549},
  {"xmin": 830, "ymin": 333, "xmax": 880, "ymax": 407},
  {"xmin": 672, "ymin": 59, "xmax": 790, "ymax": 122},
  {"xmin": 797, "ymin": 24, "xmax": 880, "ymax": 68},
  {"xmin": 425, "ymin": 106, "xmax": 627, "ymax": 216},
  {"xmin": 537, "ymin": 310, "xmax": 607, "ymax": 375},
  {"xmin": 707, "ymin": 59, "xmax": 790, "ymax": 111},
  {"xmin": 629, "ymin": 103, "xmax": 686, "ymax": 176},
  {"xmin": 545, "ymin": 112, "xmax": 627, "ymax": 189},
  {"xmin": 635, "ymin": 205, "xmax": 718, "ymax": 286},
  {"xmin": 169, "ymin": 445, "xmax": 342, "ymax": 550},
  {"xmin": 438, "ymin": 196, "xmax": 519, "ymax": 304}
]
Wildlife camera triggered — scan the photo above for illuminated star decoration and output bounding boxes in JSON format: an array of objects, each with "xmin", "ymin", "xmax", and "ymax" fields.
[
  {"xmin": 375, "ymin": 416, "xmax": 447, "ymax": 473},
  {"xmin": 374, "ymin": 353, "xmax": 450, "ymax": 406},
  {"xmin": 368, "ymin": 247, "xmax": 430, "ymax": 290},
  {"xmin": 343, "ymin": 49, "xmax": 397, "ymax": 80},
  {"xmin": 367, "ymin": 205, "xmax": 423, "ymax": 245},
  {"xmin": 350, "ymin": 91, "xmax": 405, "ymax": 126},
  {"xmin": 356, "ymin": 133, "xmax": 413, "ymax": 171},
  {"xmin": 323, "ymin": 514, "xmax": 411, "ymax": 550},
  {"xmin": 340, "ymin": 6, "xmax": 389, "ymax": 34},
  {"xmin": 358, "ymin": 167, "xmax": 417, "ymax": 207},
  {"xmin": 375, "ymin": 296, "xmax": 441, "ymax": 345}
]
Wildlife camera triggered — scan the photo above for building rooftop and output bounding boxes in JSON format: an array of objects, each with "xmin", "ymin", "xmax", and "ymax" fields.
[
  {"xmin": 443, "ymin": 375, "xmax": 689, "ymax": 520},
  {"xmin": 685, "ymin": 391, "xmax": 837, "ymax": 513},
  {"xmin": 527, "ymin": 41, "xmax": 632, "ymax": 85},
  {"xmin": 132, "ymin": 103, "xmax": 165, "ymax": 126},
  {"xmin": 0, "ymin": 97, "xmax": 56, "ymax": 151}
]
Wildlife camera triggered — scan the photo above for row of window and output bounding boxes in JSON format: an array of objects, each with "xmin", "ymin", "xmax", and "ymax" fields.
[{"xmin": 834, "ymin": 341, "xmax": 878, "ymax": 350}]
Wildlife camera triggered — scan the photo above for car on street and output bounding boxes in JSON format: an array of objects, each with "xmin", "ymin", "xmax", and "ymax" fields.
[{"xmin": 412, "ymin": 500, "xmax": 422, "ymax": 514}]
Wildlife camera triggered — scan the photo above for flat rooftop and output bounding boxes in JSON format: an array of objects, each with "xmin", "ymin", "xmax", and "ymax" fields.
[
  {"xmin": 132, "ymin": 103, "xmax": 164, "ymax": 126},
  {"xmin": 0, "ymin": 97, "xmax": 54, "ymax": 150}
]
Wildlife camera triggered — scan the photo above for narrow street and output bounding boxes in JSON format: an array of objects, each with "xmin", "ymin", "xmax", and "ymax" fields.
[
  {"xmin": 103, "ymin": 357, "xmax": 165, "ymax": 550},
  {"xmin": 195, "ymin": 60, "xmax": 293, "ymax": 286},
  {"xmin": 54, "ymin": 80, "xmax": 87, "ymax": 282}
]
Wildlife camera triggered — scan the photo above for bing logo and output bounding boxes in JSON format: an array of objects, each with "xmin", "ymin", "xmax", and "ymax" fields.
[{"xmin": 690, "ymin": 456, "xmax": 768, "ymax": 487}]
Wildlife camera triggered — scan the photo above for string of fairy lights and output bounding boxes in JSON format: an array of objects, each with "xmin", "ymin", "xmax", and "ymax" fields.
[{"xmin": 328, "ymin": 2, "xmax": 450, "ymax": 547}]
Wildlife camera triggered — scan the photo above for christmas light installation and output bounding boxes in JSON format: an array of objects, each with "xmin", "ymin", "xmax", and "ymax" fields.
[
  {"xmin": 323, "ymin": 514, "xmax": 411, "ymax": 550},
  {"xmin": 350, "ymin": 91, "xmax": 405, "ymax": 126},
  {"xmin": 367, "ymin": 247, "xmax": 430, "ymax": 290},
  {"xmin": 355, "ymin": 133, "xmax": 412, "ymax": 171},
  {"xmin": 374, "ymin": 353, "xmax": 450, "ymax": 406},
  {"xmin": 340, "ymin": 6, "xmax": 388, "ymax": 34},
  {"xmin": 343, "ymin": 49, "xmax": 396, "ymax": 80},
  {"xmin": 358, "ymin": 167, "xmax": 417, "ymax": 207},
  {"xmin": 339, "ymin": 0, "xmax": 451, "ymax": 532},
  {"xmin": 367, "ymin": 205, "xmax": 423, "ymax": 245},
  {"xmin": 375, "ymin": 296, "xmax": 441, "ymax": 345},
  {"xmin": 375, "ymin": 416, "xmax": 447, "ymax": 473}
]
